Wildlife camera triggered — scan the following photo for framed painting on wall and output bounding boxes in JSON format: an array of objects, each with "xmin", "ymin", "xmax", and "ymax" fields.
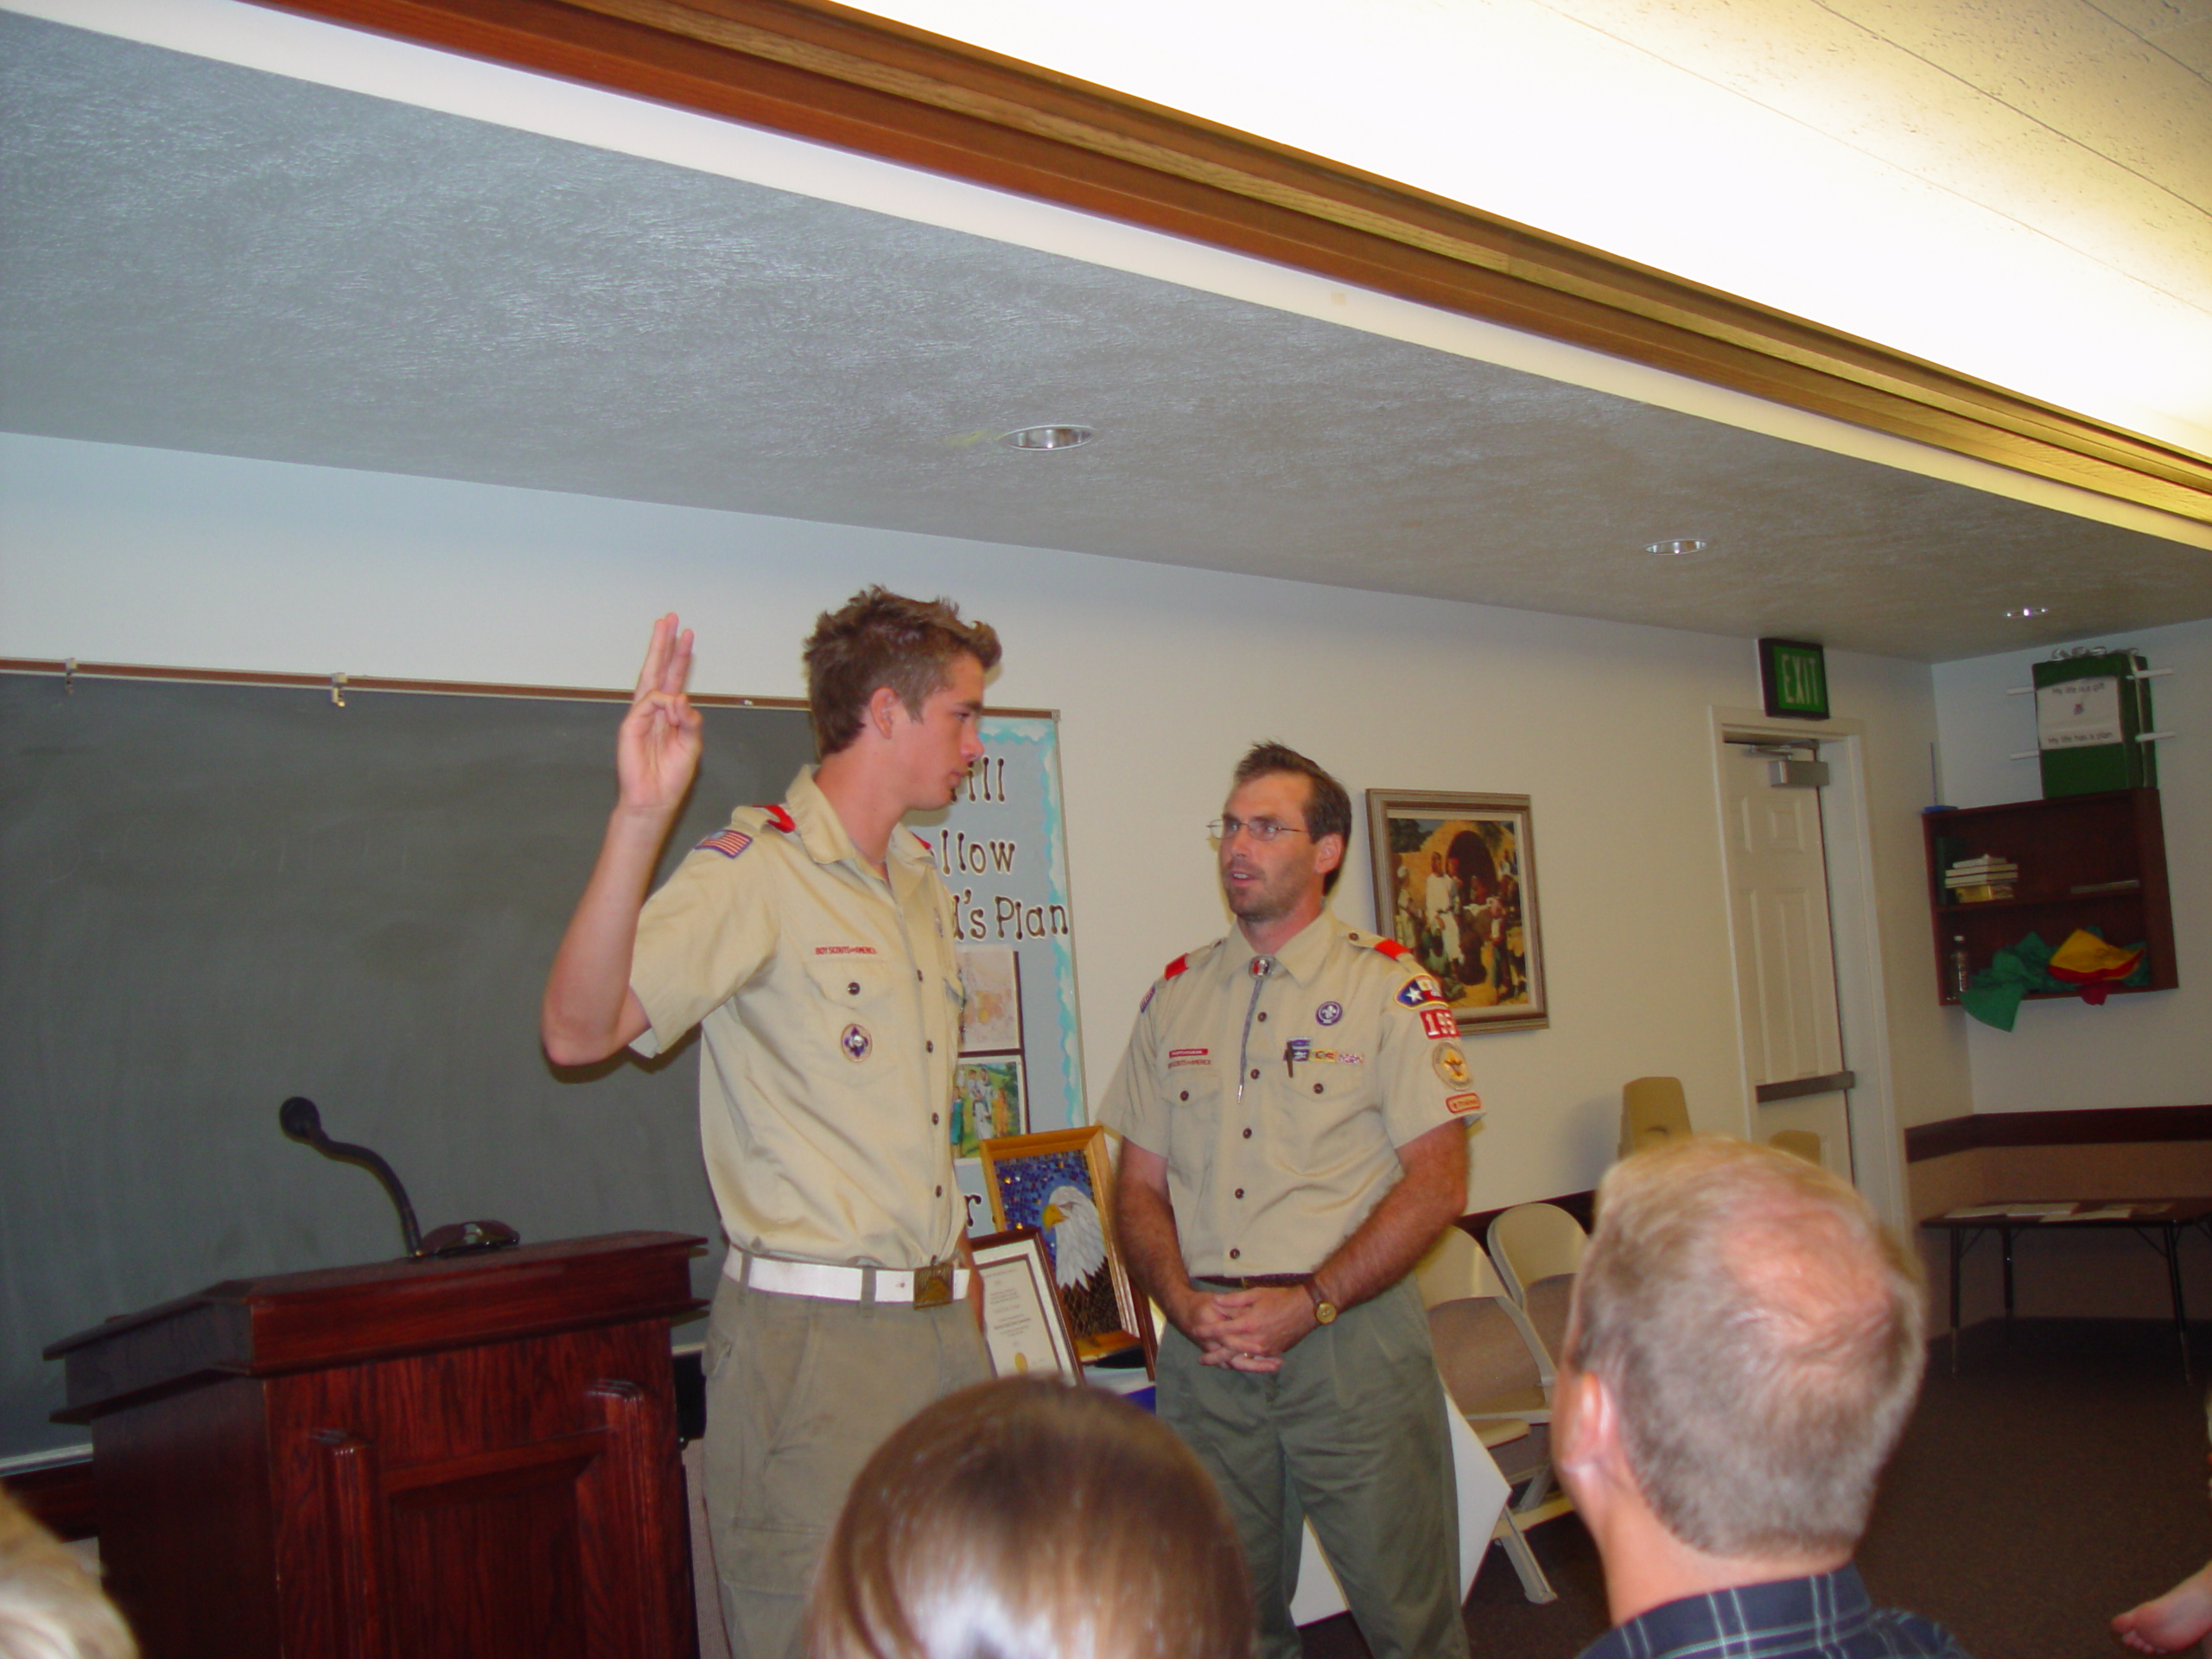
[{"xmin": 1365, "ymin": 789, "xmax": 1548, "ymax": 1033}]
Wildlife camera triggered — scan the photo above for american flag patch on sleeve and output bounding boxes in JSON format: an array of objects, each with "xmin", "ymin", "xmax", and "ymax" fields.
[{"xmin": 696, "ymin": 830, "xmax": 753, "ymax": 859}]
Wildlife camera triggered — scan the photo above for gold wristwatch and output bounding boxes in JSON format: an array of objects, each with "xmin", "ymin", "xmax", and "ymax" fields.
[{"xmin": 1306, "ymin": 1277, "xmax": 1338, "ymax": 1325}]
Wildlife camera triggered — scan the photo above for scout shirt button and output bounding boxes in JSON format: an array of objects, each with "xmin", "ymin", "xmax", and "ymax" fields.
[
  {"xmin": 1256, "ymin": 1011, "xmax": 1268, "ymax": 1022},
  {"xmin": 925, "ymin": 1040, "xmax": 935, "ymax": 1052},
  {"xmin": 1235, "ymin": 1188, "xmax": 1244, "ymax": 1198},
  {"xmin": 931, "ymin": 1113, "xmax": 940, "ymax": 1124},
  {"xmin": 1229, "ymin": 1248, "xmax": 1241, "ymax": 1260},
  {"xmin": 1313, "ymin": 1083, "xmax": 1324, "ymax": 1094},
  {"xmin": 1249, "ymin": 1069, "xmax": 1260, "ymax": 1079},
  {"xmin": 1179, "ymin": 1090, "xmax": 1189, "ymax": 1102},
  {"xmin": 935, "ymin": 1185, "xmax": 944, "ymax": 1197},
  {"xmin": 848, "ymin": 982, "xmax": 861, "ymax": 995},
  {"xmin": 1242, "ymin": 1128, "xmax": 1252, "ymax": 1138}
]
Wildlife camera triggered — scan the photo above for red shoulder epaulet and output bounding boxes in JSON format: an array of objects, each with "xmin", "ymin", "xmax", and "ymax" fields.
[
  {"xmin": 1162, "ymin": 952, "xmax": 1192, "ymax": 980},
  {"xmin": 1368, "ymin": 938, "xmax": 1411, "ymax": 961},
  {"xmin": 758, "ymin": 804, "xmax": 798, "ymax": 834}
]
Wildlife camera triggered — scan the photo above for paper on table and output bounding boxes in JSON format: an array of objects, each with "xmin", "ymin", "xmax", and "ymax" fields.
[
  {"xmin": 2043, "ymin": 1205, "xmax": 2135, "ymax": 1222},
  {"xmin": 1945, "ymin": 1202, "xmax": 2076, "ymax": 1219}
]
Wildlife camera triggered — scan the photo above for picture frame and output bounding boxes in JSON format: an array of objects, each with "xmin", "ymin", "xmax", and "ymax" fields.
[
  {"xmin": 968, "ymin": 1225, "xmax": 1083, "ymax": 1381},
  {"xmin": 1365, "ymin": 789, "xmax": 1548, "ymax": 1033},
  {"xmin": 978, "ymin": 1126, "xmax": 1154, "ymax": 1370},
  {"xmin": 957, "ymin": 945, "xmax": 1025, "ymax": 1056},
  {"xmin": 952, "ymin": 1056, "xmax": 1027, "ymax": 1160}
]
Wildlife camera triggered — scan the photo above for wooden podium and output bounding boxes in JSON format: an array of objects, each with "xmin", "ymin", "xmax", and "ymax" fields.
[{"xmin": 45, "ymin": 1232, "xmax": 707, "ymax": 1659}]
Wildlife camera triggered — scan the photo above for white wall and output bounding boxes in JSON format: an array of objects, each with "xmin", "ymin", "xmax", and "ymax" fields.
[
  {"xmin": 1932, "ymin": 617, "xmax": 2210, "ymax": 1114},
  {"xmin": 1, "ymin": 431, "xmax": 1970, "ymax": 1200}
]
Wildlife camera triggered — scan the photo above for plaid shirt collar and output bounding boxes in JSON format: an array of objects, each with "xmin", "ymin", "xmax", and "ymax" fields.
[{"xmin": 1578, "ymin": 1564, "xmax": 1971, "ymax": 1659}]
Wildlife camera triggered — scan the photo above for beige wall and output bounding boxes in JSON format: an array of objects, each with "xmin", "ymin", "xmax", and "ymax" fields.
[{"xmin": 1, "ymin": 431, "xmax": 1971, "ymax": 1210}]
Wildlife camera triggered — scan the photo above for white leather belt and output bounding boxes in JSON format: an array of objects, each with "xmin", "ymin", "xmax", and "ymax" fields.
[{"xmin": 726, "ymin": 1249, "xmax": 969, "ymax": 1307}]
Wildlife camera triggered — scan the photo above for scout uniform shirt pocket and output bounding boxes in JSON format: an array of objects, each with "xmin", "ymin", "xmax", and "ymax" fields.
[{"xmin": 804, "ymin": 951, "xmax": 898, "ymax": 1064}]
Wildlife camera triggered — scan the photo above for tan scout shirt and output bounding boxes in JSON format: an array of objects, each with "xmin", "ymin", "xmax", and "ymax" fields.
[
  {"xmin": 1097, "ymin": 912, "xmax": 1481, "ymax": 1278},
  {"xmin": 629, "ymin": 766, "xmax": 965, "ymax": 1269}
]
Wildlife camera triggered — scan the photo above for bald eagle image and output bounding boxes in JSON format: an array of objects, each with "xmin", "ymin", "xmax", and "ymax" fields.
[{"xmin": 1038, "ymin": 1182, "xmax": 1119, "ymax": 1346}]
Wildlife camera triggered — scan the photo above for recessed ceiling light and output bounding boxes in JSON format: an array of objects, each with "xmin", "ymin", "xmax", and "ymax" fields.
[
  {"xmin": 998, "ymin": 424, "xmax": 1095, "ymax": 451},
  {"xmin": 2005, "ymin": 605, "xmax": 2050, "ymax": 619},
  {"xmin": 1644, "ymin": 538, "xmax": 1707, "ymax": 556}
]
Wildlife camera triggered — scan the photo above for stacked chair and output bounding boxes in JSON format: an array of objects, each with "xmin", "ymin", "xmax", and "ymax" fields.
[{"xmin": 1417, "ymin": 1217, "xmax": 1584, "ymax": 1603}]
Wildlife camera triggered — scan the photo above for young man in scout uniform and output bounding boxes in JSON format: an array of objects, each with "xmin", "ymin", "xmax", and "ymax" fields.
[
  {"xmin": 541, "ymin": 588, "xmax": 1001, "ymax": 1659},
  {"xmin": 1100, "ymin": 741, "xmax": 1478, "ymax": 1659}
]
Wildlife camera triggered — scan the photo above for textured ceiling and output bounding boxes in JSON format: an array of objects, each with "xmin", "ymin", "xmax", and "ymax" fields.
[{"xmin": 4, "ymin": 9, "xmax": 2209, "ymax": 662}]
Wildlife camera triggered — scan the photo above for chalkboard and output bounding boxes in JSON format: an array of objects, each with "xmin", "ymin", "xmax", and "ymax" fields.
[{"xmin": 0, "ymin": 671, "xmax": 818, "ymax": 1459}]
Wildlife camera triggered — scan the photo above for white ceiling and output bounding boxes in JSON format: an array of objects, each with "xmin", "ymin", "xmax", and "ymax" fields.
[
  {"xmin": 3, "ymin": 3, "xmax": 2209, "ymax": 663},
  {"xmin": 859, "ymin": 0, "xmax": 2212, "ymax": 458}
]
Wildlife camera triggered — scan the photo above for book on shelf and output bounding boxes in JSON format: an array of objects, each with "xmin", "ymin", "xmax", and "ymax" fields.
[
  {"xmin": 1947, "ymin": 884, "xmax": 2015, "ymax": 904},
  {"xmin": 1945, "ymin": 861, "xmax": 2018, "ymax": 880}
]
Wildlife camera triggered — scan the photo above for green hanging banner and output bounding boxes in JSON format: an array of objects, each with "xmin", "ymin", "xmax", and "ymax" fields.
[{"xmin": 2033, "ymin": 649, "xmax": 2156, "ymax": 798}]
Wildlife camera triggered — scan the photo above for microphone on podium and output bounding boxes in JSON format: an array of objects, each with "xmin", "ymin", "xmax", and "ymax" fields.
[{"xmin": 278, "ymin": 1096, "xmax": 518, "ymax": 1258}]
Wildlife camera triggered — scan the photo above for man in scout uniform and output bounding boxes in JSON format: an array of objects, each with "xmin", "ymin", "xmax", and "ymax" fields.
[
  {"xmin": 541, "ymin": 588, "xmax": 1001, "ymax": 1659},
  {"xmin": 1100, "ymin": 741, "xmax": 1478, "ymax": 1659}
]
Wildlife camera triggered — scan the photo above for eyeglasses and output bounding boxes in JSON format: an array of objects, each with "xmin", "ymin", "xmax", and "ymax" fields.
[{"xmin": 1206, "ymin": 816, "xmax": 1311, "ymax": 844}]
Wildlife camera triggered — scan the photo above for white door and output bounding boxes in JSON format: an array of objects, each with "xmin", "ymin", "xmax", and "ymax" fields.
[{"xmin": 1717, "ymin": 738, "xmax": 1854, "ymax": 1179}]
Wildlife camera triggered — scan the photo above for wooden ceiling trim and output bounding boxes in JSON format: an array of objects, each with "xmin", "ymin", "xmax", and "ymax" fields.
[{"xmin": 251, "ymin": 0, "xmax": 2212, "ymax": 524}]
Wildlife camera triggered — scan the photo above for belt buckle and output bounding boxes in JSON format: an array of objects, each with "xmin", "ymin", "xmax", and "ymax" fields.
[{"xmin": 912, "ymin": 1262, "xmax": 954, "ymax": 1308}]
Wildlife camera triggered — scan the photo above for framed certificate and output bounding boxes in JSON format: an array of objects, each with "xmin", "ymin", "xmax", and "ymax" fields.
[{"xmin": 969, "ymin": 1226, "xmax": 1082, "ymax": 1381}]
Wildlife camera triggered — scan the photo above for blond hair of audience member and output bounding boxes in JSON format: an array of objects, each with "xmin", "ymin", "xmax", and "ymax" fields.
[
  {"xmin": 0, "ymin": 1484, "xmax": 137, "ymax": 1659},
  {"xmin": 1564, "ymin": 1135, "xmax": 1926, "ymax": 1559},
  {"xmin": 808, "ymin": 1377, "xmax": 1255, "ymax": 1659}
]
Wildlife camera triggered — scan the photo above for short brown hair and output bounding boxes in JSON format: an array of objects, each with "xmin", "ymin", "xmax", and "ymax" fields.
[
  {"xmin": 1232, "ymin": 741, "xmax": 1351, "ymax": 893},
  {"xmin": 803, "ymin": 588, "xmax": 1001, "ymax": 757},
  {"xmin": 807, "ymin": 1378, "xmax": 1254, "ymax": 1659},
  {"xmin": 1565, "ymin": 1137, "xmax": 1926, "ymax": 1558}
]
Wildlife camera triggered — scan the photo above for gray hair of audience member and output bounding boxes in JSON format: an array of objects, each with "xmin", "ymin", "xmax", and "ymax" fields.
[
  {"xmin": 807, "ymin": 1377, "xmax": 1255, "ymax": 1659},
  {"xmin": 1564, "ymin": 1135, "xmax": 1927, "ymax": 1559},
  {"xmin": 0, "ymin": 1484, "xmax": 137, "ymax": 1659}
]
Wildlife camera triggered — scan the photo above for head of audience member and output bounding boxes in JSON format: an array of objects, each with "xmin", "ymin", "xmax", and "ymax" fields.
[
  {"xmin": 0, "ymin": 1483, "xmax": 137, "ymax": 1659},
  {"xmin": 807, "ymin": 1377, "xmax": 1255, "ymax": 1659},
  {"xmin": 1554, "ymin": 1136, "xmax": 1926, "ymax": 1619},
  {"xmin": 803, "ymin": 588, "xmax": 1001, "ymax": 760}
]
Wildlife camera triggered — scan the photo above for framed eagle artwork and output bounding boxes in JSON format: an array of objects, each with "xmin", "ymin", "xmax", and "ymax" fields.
[{"xmin": 978, "ymin": 1126, "xmax": 1154, "ymax": 1373}]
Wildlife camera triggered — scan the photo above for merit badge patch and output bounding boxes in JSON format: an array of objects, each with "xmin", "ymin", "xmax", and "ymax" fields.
[
  {"xmin": 696, "ymin": 830, "xmax": 753, "ymax": 859},
  {"xmin": 1446, "ymin": 1091, "xmax": 1484, "ymax": 1116},
  {"xmin": 1168, "ymin": 1047, "xmax": 1211, "ymax": 1068},
  {"xmin": 841, "ymin": 1023, "xmax": 872, "ymax": 1062},
  {"xmin": 1419, "ymin": 1007, "xmax": 1460, "ymax": 1042},
  {"xmin": 1315, "ymin": 1001, "xmax": 1344, "ymax": 1026},
  {"xmin": 1395, "ymin": 975, "xmax": 1448, "ymax": 1009},
  {"xmin": 1432, "ymin": 1044, "xmax": 1471, "ymax": 1086}
]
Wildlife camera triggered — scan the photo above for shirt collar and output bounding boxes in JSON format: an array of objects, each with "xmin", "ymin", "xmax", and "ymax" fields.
[
  {"xmin": 1218, "ymin": 911, "xmax": 1341, "ymax": 986},
  {"xmin": 1579, "ymin": 1564, "xmax": 1875, "ymax": 1659},
  {"xmin": 784, "ymin": 765, "xmax": 937, "ymax": 874}
]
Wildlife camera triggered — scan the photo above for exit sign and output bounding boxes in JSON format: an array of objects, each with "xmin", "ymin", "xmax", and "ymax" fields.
[{"xmin": 1758, "ymin": 638, "xmax": 1829, "ymax": 720}]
